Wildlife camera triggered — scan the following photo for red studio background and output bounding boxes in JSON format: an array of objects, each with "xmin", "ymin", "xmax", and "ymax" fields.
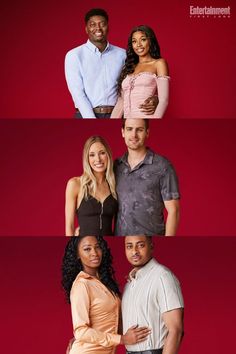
[
  {"xmin": 0, "ymin": 236, "xmax": 235, "ymax": 354},
  {"xmin": 1, "ymin": 0, "xmax": 235, "ymax": 119},
  {"xmin": 1, "ymin": 119, "xmax": 236, "ymax": 236},
  {"xmin": 1, "ymin": 1, "xmax": 236, "ymax": 353}
]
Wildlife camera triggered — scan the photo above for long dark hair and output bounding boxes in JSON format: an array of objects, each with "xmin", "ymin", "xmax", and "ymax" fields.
[
  {"xmin": 61, "ymin": 236, "xmax": 120, "ymax": 303},
  {"xmin": 117, "ymin": 25, "xmax": 161, "ymax": 95}
]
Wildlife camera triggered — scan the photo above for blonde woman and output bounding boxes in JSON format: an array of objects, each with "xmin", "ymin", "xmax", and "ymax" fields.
[{"xmin": 65, "ymin": 136, "xmax": 118, "ymax": 236}]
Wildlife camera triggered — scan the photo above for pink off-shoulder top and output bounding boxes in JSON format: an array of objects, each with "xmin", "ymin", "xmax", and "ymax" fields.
[{"xmin": 111, "ymin": 72, "xmax": 170, "ymax": 118}]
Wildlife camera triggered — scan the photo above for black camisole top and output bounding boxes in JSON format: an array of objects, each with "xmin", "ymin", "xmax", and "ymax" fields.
[{"xmin": 76, "ymin": 194, "xmax": 118, "ymax": 236}]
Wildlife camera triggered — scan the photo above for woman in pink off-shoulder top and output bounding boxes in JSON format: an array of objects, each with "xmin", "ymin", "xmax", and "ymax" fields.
[{"xmin": 111, "ymin": 25, "xmax": 169, "ymax": 119}]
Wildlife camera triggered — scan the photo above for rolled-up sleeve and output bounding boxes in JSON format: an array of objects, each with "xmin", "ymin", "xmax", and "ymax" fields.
[{"xmin": 70, "ymin": 280, "xmax": 121, "ymax": 347}]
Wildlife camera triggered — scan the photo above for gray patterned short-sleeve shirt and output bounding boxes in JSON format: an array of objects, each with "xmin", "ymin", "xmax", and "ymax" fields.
[{"xmin": 114, "ymin": 149, "xmax": 180, "ymax": 236}]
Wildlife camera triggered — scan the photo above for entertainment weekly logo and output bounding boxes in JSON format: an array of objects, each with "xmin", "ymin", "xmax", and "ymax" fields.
[{"xmin": 189, "ymin": 5, "xmax": 231, "ymax": 18}]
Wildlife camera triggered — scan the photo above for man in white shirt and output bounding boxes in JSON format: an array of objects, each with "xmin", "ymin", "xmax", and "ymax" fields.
[{"xmin": 122, "ymin": 236, "xmax": 184, "ymax": 354}]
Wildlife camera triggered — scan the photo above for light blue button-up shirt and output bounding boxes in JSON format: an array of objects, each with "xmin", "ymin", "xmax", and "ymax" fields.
[{"xmin": 65, "ymin": 40, "xmax": 126, "ymax": 118}]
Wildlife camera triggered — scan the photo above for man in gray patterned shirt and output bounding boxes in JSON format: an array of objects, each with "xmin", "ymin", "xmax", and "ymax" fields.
[{"xmin": 114, "ymin": 119, "xmax": 180, "ymax": 236}]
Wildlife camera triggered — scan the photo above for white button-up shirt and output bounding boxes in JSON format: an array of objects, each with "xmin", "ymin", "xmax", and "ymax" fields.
[{"xmin": 122, "ymin": 258, "xmax": 184, "ymax": 351}]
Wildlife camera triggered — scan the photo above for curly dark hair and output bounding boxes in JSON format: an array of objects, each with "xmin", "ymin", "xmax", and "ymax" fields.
[
  {"xmin": 61, "ymin": 236, "xmax": 120, "ymax": 303},
  {"xmin": 117, "ymin": 25, "xmax": 161, "ymax": 95}
]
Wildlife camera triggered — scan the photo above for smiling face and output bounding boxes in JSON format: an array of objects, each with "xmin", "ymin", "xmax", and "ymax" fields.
[
  {"xmin": 88, "ymin": 141, "xmax": 108, "ymax": 174},
  {"xmin": 132, "ymin": 31, "xmax": 150, "ymax": 57},
  {"xmin": 125, "ymin": 236, "xmax": 153, "ymax": 268},
  {"xmin": 122, "ymin": 119, "xmax": 149, "ymax": 151},
  {"xmin": 85, "ymin": 15, "xmax": 108, "ymax": 46},
  {"xmin": 78, "ymin": 236, "xmax": 102, "ymax": 275}
]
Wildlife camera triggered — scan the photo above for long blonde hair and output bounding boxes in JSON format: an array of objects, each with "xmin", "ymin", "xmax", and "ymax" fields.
[{"xmin": 78, "ymin": 136, "xmax": 116, "ymax": 206}]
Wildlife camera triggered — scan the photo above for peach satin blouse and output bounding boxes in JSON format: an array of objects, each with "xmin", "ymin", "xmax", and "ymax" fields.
[{"xmin": 69, "ymin": 271, "xmax": 121, "ymax": 354}]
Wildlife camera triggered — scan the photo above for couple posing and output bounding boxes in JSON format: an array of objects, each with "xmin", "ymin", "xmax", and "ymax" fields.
[
  {"xmin": 65, "ymin": 119, "xmax": 180, "ymax": 236},
  {"xmin": 62, "ymin": 235, "xmax": 184, "ymax": 354},
  {"xmin": 65, "ymin": 8, "xmax": 169, "ymax": 118}
]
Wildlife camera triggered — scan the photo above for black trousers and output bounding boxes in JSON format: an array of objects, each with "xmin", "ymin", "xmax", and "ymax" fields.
[{"xmin": 74, "ymin": 112, "xmax": 111, "ymax": 119}]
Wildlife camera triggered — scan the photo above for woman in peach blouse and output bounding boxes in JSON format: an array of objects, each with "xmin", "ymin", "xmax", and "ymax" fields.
[
  {"xmin": 111, "ymin": 25, "xmax": 169, "ymax": 119},
  {"xmin": 62, "ymin": 236, "xmax": 150, "ymax": 354}
]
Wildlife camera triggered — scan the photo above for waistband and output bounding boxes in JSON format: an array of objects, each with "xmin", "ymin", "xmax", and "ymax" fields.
[
  {"xmin": 76, "ymin": 106, "xmax": 114, "ymax": 114},
  {"xmin": 126, "ymin": 349, "xmax": 163, "ymax": 354}
]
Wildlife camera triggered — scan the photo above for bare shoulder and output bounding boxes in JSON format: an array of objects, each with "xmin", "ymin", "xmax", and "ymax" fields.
[
  {"xmin": 66, "ymin": 177, "xmax": 81, "ymax": 193},
  {"xmin": 154, "ymin": 58, "xmax": 169, "ymax": 76}
]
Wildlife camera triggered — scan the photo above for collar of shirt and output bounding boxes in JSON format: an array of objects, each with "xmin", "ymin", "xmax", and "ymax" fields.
[
  {"xmin": 86, "ymin": 39, "xmax": 110, "ymax": 54},
  {"xmin": 77, "ymin": 270, "xmax": 99, "ymax": 280},
  {"xmin": 128, "ymin": 258, "xmax": 158, "ymax": 281},
  {"xmin": 119, "ymin": 148, "xmax": 155, "ymax": 171}
]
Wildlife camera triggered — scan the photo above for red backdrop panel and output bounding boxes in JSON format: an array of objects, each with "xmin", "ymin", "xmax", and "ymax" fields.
[
  {"xmin": 0, "ymin": 237, "xmax": 235, "ymax": 354},
  {"xmin": 0, "ymin": 0, "xmax": 235, "ymax": 118},
  {"xmin": 1, "ymin": 119, "xmax": 236, "ymax": 236}
]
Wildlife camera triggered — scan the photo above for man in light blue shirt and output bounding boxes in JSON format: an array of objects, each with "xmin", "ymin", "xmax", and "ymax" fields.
[{"xmin": 65, "ymin": 9, "xmax": 157, "ymax": 118}]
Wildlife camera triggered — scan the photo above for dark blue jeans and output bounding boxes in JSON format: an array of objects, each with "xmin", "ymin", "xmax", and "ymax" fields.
[{"xmin": 74, "ymin": 112, "xmax": 111, "ymax": 119}]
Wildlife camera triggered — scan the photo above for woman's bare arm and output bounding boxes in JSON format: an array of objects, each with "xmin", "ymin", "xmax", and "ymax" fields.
[{"xmin": 65, "ymin": 177, "xmax": 80, "ymax": 236}]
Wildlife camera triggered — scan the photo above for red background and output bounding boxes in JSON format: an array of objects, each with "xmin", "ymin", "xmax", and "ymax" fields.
[
  {"xmin": 1, "ymin": 0, "xmax": 235, "ymax": 119},
  {"xmin": 1, "ymin": 236, "xmax": 235, "ymax": 354},
  {"xmin": 1, "ymin": 1, "xmax": 236, "ymax": 353},
  {"xmin": 1, "ymin": 119, "xmax": 236, "ymax": 236}
]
